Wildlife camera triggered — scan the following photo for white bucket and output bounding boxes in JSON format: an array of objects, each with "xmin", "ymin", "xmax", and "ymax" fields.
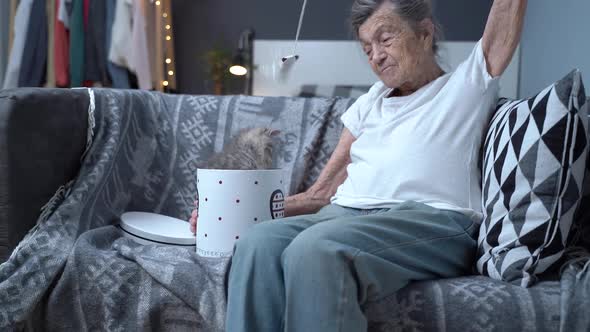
[{"xmin": 196, "ymin": 169, "xmax": 286, "ymax": 257}]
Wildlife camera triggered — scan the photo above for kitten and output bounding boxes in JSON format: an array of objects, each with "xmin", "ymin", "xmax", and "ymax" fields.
[{"xmin": 205, "ymin": 128, "xmax": 280, "ymax": 170}]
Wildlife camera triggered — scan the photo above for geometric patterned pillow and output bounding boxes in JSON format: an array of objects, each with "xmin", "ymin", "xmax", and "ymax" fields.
[{"xmin": 477, "ymin": 70, "xmax": 588, "ymax": 287}]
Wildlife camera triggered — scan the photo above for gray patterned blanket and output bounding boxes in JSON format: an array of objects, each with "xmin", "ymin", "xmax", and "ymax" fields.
[
  {"xmin": 0, "ymin": 89, "xmax": 352, "ymax": 331},
  {"xmin": 0, "ymin": 88, "xmax": 587, "ymax": 331}
]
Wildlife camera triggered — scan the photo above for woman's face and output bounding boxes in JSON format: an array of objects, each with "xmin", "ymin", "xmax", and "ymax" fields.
[{"xmin": 358, "ymin": 2, "xmax": 434, "ymax": 90}]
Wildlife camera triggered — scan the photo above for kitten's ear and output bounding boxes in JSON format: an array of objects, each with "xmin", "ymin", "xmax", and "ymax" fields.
[{"xmin": 269, "ymin": 129, "xmax": 281, "ymax": 137}]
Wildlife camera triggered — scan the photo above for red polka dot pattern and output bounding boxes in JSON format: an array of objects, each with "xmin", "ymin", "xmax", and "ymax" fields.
[{"xmin": 198, "ymin": 175, "xmax": 286, "ymax": 247}]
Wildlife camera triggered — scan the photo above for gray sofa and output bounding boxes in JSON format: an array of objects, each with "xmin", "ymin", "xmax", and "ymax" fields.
[{"xmin": 0, "ymin": 88, "xmax": 587, "ymax": 331}]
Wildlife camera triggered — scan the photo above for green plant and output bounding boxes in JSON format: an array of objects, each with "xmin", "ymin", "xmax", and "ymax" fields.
[{"xmin": 204, "ymin": 48, "xmax": 232, "ymax": 83}]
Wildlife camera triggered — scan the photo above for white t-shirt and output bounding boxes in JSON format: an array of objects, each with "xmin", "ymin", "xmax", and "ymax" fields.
[{"xmin": 331, "ymin": 40, "xmax": 500, "ymax": 221}]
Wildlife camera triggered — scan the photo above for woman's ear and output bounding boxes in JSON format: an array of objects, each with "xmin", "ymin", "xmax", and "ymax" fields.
[{"xmin": 419, "ymin": 18, "xmax": 435, "ymax": 51}]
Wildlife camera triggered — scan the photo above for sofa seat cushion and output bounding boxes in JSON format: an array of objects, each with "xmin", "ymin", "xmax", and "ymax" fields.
[{"xmin": 365, "ymin": 276, "xmax": 559, "ymax": 332}]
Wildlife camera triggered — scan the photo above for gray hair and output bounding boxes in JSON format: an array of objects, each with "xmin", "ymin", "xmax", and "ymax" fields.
[{"xmin": 350, "ymin": 0, "xmax": 443, "ymax": 54}]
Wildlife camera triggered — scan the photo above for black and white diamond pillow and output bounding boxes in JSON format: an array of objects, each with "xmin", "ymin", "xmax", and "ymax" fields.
[{"xmin": 477, "ymin": 70, "xmax": 588, "ymax": 287}]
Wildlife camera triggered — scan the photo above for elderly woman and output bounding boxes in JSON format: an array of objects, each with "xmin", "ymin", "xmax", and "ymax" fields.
[{"xmin": 191, "ymin": 0, "xmax": 527, "ymax": 331}]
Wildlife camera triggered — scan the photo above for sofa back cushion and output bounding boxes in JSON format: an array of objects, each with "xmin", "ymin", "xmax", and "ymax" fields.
[
  {"xmin": 477, "ymin": 70, "xmax": 588, "ymax": 287},
  {"xmin": 0, "ymin": 88, "xmax": 89, "ymax": 263}
]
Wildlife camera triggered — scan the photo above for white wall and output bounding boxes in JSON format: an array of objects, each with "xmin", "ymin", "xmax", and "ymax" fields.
[
  {"xmin": 254, "ymin": 40, "xmax": 520, "ymax": 99},
  {"xmin": 519, "ymin": 1, "xmax": 590, "ymax": 98}
]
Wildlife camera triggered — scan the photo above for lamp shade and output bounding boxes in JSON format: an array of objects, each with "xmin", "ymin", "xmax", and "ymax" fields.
[{"xmin": 229, "ymin": 52, "xmax": 248, "ymax": 76}]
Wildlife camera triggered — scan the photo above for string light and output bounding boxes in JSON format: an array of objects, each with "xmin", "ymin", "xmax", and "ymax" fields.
[{"xmin": 160, "ymin": 1, "xmax": 174, "ymax": 91}]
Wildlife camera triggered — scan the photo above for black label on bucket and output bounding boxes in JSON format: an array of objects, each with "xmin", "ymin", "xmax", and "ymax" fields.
[{"xmin": 270, "ymin": 190, "xmax": 285, "ymax": 219}]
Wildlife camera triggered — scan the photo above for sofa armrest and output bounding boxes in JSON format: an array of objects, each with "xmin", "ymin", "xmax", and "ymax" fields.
[{"xmin": 0, "ymin": 88, "xmax": 89, "ymax": 263}]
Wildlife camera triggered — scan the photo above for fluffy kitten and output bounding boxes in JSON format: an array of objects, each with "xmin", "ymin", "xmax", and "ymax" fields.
[{"xmin": 205, "ymin": 128, "xmax": 280, "ymax": 170}]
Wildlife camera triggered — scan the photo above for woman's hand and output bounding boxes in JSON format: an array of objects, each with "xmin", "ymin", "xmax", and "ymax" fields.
[
  {"xmin": 189, "ymin": 198, "xmax": 198, "ymax": 235},
  {"xmin": 284, "ymin": 191, "xmax": 329, "ymax": 217},
  {"xmin": 284, "ymin": 128, "xmax": 355, "ymax": 217}
]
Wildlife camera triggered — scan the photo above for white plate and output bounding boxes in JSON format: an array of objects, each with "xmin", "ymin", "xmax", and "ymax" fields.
[{"xmin": 120, "ymin": 212, "xmax": 196, "ymax": 247}]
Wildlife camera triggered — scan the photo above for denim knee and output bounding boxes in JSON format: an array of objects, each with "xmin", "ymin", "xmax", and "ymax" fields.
[
  {"xmin": 233, "ymin": 221, "xmax": 287, "ymax": 260},
  {"xmin": 281, "ymin": 228, "xmax": 350, "ymax": 274}
]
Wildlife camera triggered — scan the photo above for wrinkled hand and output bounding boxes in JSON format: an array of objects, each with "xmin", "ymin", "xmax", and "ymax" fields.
[{"xmin": 189, "ymin": 198, "xmax": 198, "ymax": 235}]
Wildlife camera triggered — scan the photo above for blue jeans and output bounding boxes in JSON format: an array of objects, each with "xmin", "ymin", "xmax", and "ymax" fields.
[{"xmin": 225, "ymin": 201, "xmax": 478, "ymax": 332}]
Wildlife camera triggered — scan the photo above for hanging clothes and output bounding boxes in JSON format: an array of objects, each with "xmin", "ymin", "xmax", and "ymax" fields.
[
  {"xmin": 69, "ymin": 0, "xmax": 85, "ymax": 87},
  {"xmin": 3, "ymin": 0, "xmax": 34, "ymax": 89},
  {"xmin": 130, "ymin": 0, "xmax": 152, "ymax": 90},
  {"xmin": 109, "ymin": 0, "xmax": 152, "ymax": 90},
  {"xmin": 105, "ymin": 0, "xmax": 130, "ymax": 89},
  {"xmin": 8, "ymin": 0, "xmax": 18, "ymax": 54},
  {"xmin": 83, "ymin": 0, "xmax": 90, "ymax": 27},
  {"xmin": 84, "ymin": 0, "xmax": 109, "ymax": 85},
  {"xmin": 145, "ymin": 0, "xmax": 158, "ymax": 89},
  {"xmin": 54, "ymin": 0, "xmax": 70, "ymax": 87},
  {"xmin": 45, "ymin": 0, "xmax": 56, "ymax": 87},
  {"xmin": 0, "ymin": 0, "xmax": 10, "ymax": 86},
  {"xmin": 109, "ymin": 0, "xmax": 132, "ymax": 69},
  {"xmin": 58, "ymin": 0, "xmax": 72, "ymax": 28},
  {"xmin": 19, "ymin": 0, "xmax": 49, "ymax": 87},
  {"xmin": 81, "ymin": 0, "xmax": 93, "ymax": 86}
]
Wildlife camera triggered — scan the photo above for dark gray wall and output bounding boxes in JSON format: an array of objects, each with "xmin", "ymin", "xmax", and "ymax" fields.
[
  {"xmin": 519, "ymin": 1, "xmax": 590, "ymax": 98},
  {"xmin": 172, "ymin": 0, "xmax": 493, "ymax": 94}
]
